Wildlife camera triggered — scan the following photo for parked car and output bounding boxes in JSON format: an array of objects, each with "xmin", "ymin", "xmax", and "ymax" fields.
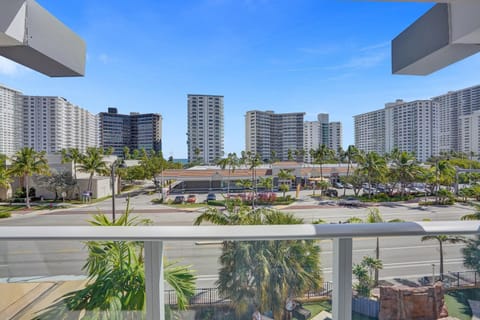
[
  {"xmin": 344, "ymin": 183, "xmax": 353, "ymax": 189},
  {"xmin": 206, "ymin": 193, "xmax": 217, "ymax": 201},
  {"xmin": 187, "ymin": 194, "xmax": 196, "ymax": 203},
  {"xmin": 333, "ymin": 182, "xmax": 344, "ymax": 189},
  {"xmin": 173, "ymin": 195, "xmax": 185, "ymax": 204},
  {"xmin": 338, "ymin": 197, "xmax": 362, "ymax": 207},
  {"xmin": 325, "ymin": 188, "xmax": 338, "ymax": 197}
]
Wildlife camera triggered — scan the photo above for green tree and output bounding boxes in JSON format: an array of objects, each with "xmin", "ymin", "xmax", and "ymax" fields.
[
  {"xmin": 34, "ymin": 201, "xmax": 196, "ymax": 319},
  {"xmin": 122, "ymin": 146, "xmax": 131, "ymax": 160},
  {"xmin": 258, "ymin": 176, "xmax": 273, "ymax": 192},
  {"xmin": 390, "ymin": 151, "xmax": 420, "ymax": 196},
  {"xmin": 218, "ymin": 153, "xmax": 239, "ymax": 195},
  {"xmin": 35, "ymin": 170, "xmax": 77, "ymax": 201},
  {"xmin": 61, "ymin": 148, "xmax": 83, "ymax": 181},
  {"xmin": 463, "ymin": 236, "xmax": 480, "ymax": 274},
  {"xmin": 346, "ymin": 208, "xmax": 402, "ymax": 286},
  {"xmin": 421, "ymin": 235, "xmax": 466, "ymax": 280},
  {"xmin": 311, "ymin": 144, "xmax": 334, "ymax": 180},
  {"xmin": 0, "ymin": 155, "xmax": 11, "ymax": 196},
  {"xmin": 194, "ymin": 205, "xmax": 322, "ymax": 319},
  {"xmin": 343, "ymin": 145, "xmax": 358, "ymax": 196},
  {"xmin": 10, "ymin": 147, "xmax": 49, "ymax": 208},
  {"xmin": 277, "ymin": 168, "xmax": 294, "ymax": 197},
  {"xmin": 461, "ymin": 205, "xmax": 480, "ymax": 220},
  {"xmin": 77, "ymin": 147, "xmax": 108, "ymax": 193},
  {"xmin": 357, "ymin": 151, "xmax": 387, "ymax": 198}
]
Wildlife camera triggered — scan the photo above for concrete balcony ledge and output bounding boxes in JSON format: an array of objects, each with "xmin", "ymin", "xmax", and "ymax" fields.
[
  {"xmin": 0, "ymin": 0, "xmax": 86, "ymax": 77},
  {"xmin": 392, "ymin": 1, "xmax": 480, "ymax": 75},
  {"xmin": 0, "ymin": 221, "xmax": 478, "ymax": 241}
]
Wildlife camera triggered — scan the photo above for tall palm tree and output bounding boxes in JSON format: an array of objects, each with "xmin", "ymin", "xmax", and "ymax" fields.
[
  {"xmin": 0, "ymin": 155, "xmax": 11, "ymax": 193},
  {"xmin": 194, "ymin": 205, "xmax": 322, "ymax": 319},
  {"xmin": 312, "ymin": 144, "xmax": 334, "ymax": 180},
  {"xmin": 277, "ymin": 168, "xmax": 295, "ymax": 197},
  {"xmin": 35, "ymin": 200, "xmax": 196, "ymax": 319},
  {"xmin": 258, "ymin": 176, "xmax": 273, "ymax": 192},
  {"xmin": 77, "ymin": 147, "xmax": 108, "ymax": 193},
  {"xmin": 421, "ymin": 235, "xmax": 466, "ymax": 280},
  {"xmin": 10, "ymin": 147, "xmax": 49, "ymax": 208},
  {"xmin": 61, "ymin": 148, "xmax": 83, "ymax": 181},
  {"xmin": 218, "ymin": 153, "xmax": 239, "ymax": 195},
  {"xmin": 343, "ymin": 145, "xmax": 359, "ymax": 196},
  {"xmin": 346, "ymin": 208, "xmax": 403, "ymax": 286},
  {"xmin": 357, "ymin": 151, "xmax": 387, "ymax": 198},
  {"xmin": 390, "ymin": 151, "xmax": 420, "ymax": 196}
]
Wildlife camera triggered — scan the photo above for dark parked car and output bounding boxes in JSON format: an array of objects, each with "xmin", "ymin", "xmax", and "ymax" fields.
[
  {"xmin": 206, "ymin": 193, "xmax": 216, "ymax": 201},
  {"xmin": 325, "ymin": 188, "xmax": 338, "ymax": 197},
  {"xmin": 173, "ymin": 195, "xmax": 185, "ymax": 204}
]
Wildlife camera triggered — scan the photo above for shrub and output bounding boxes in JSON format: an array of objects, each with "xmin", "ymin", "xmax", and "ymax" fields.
[{"xmin": 0, "ymin": 211, "xmax": 11, "ymax": 219}]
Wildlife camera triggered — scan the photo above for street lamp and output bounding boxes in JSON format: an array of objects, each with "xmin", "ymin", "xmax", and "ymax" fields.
[{"xmin": 111, "ymin": 160, "xmax": 126, "ymax": 223}]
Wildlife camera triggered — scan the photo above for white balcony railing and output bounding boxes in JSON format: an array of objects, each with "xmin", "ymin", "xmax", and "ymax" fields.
[{"xmin": 1, "ymin": 221, "xmax": 479, "ymax": 320}]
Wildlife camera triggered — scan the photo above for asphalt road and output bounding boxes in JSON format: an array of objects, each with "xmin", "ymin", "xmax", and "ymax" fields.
[{"xmin": 0, "ymin": 191, "xmax": 476, "ymax": 288}]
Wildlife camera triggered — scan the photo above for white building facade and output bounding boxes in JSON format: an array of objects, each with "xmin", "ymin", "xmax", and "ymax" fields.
[
  {"xmin": 433, "ymin": 85, "xmax": 480, "ymax": 155},
  {"xmin": 0, "ymin": 84, "xmax": 22, "ymax": 156},
  {"xmin": 354, "ymin": 109, "xmax": 386, "ymax": 155},
  {"xmin": 22, "ymin": 96, "xmax": 98, "ymax": 153},
  {"xmin": 303, "ymin": 113, "xmax": 343, "ymax": 163},
  {"xmin": 246, "ymin": 110, "xmax": 305, "ymax": 162},
  {"xmin": 187, "ymin": 94, "xmax": 224, "ymax": 164}
]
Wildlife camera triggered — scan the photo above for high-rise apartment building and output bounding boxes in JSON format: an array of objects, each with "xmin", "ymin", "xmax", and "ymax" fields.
[
  {"xmin": 187, "ymin": 94, "xmax": 224, "ymax": 164},
  {"xmin": 354, "ymin": 100, "xmax": 439, "ymax": 162},
  {"xmin": 354, "ymin": 109, "xmax": 386, "ymax": 155},
  {"xmin": 22, "ymin": 96, "xmax": 98, "ymax": 153},
  {"xmin": 246, "ymin": 110, "xmax": 305, "ymax": 162},
  {"xmin": 459, "ymin": 110, "xmax": 480, "ymax": 156},
  {"xmin": 303, "ymin": 114, "xmax": 343, "ymax": 163},
  {"xmin": 99, "ymin": 108, "xmax": 162, "ymax": 157},
  {"xmin": 328, "ymin": 121, "xmax": 343, "ymax": 152},
  {"xmin": 432, "ymin": 84, "xmax": 480, "ymax": 154},
  {"xmin": 0, "ymin": 84, "xmax": 22, "ymax": 156}
]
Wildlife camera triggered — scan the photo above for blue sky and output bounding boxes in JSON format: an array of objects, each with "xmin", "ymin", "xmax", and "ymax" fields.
[{"xmin": 1, "ymin": 0, "xmax": 480, "ymax": 159}]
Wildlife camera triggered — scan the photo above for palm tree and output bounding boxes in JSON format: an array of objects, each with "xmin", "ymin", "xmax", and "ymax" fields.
[
  {"xmin": 218, "ymin": 153, "xmax": 238, "ymax": 195},
  {"xmin": 343, "ymin": 145, "xmax": 358, "ymax": 196},
  {"xmin": 194, "ymin": 205, "xmax": 322, "ymax": 319},
  {"xmin": 0, "ymin": 155, "xmax": 11, "ymax": 196},
  {"xmin": 122, "ymin": 146, "xmax": 131, "ymax": 160},
  {"xmin": 77, "ymin": 147, "xmax": 108, "ymax": 193},
  {"xmin": 346, "ymin": 208, "xmax": 403, "ymax": 286},
  {"xmin": 258, "ymin": 176, "xmax": 273, "ymax": 192},
  {"xmin": 357, "ymin": 151, "xmax": 387, "ymax": 198},
  {"xmin": 390, "ymin": 151, "xmax": 420, "ymax": 196},
  {"xmin": 361, "ymin": 256, "xmax": 383, "ymax": 285},
  {"xmin": 35, "ymin": 200, "xmax": 196, "ymax": 319},
  {"xmin": 10, "ymin": 147, "xmax": 49, "ymax": 208},
  {"xmin": 277, "ymin": 168, "xmax": 295, "ymax": 198},
  {"xmin": 312, "ymin": 144, "xmax": 334, "ymax": 180},
  {"xmin": 421, "ymin": 235, "xmax": 466, "ymax": 280},
  {"xmin": 61, "ymin": 148, "xmax": 83, "ymax": 181},
  {"xmin": 461, "ymin": 205, "xmax": 480, "ymax": 220}
]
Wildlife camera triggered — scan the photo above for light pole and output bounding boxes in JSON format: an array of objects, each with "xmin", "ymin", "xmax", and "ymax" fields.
[{"xmin": 111, "ymin": 160, "xmax": 126, "ymax": 223}]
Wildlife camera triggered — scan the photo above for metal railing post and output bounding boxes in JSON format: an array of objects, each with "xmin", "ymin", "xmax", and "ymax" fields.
[
  {"xmin": 333, "ymin": 238, "xmax": 353, "ymax": 320},
  {"xmin": 144, "ymin": 241, "xmax": 164, "ymax": 320}
]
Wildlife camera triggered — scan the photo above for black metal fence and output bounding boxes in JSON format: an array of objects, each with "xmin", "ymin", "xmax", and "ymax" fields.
[
  {"xmin": 444, "ymin": 270, "xmax": 480, "ymax": 289},
  {"xmin": 165, "ymin": 282, "xmax": 334, "ymax": 306}
]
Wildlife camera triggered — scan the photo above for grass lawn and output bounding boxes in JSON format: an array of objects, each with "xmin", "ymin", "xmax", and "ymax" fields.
[
  {"xmin": 445, "ymin": 288, "xmax": 480, "ymax": 320},
  {"xmin": 302, "ymin": 301, "xmax": 376, "ymax": 320},
  {"xmin": 0, "ymin": 205, "xmax": 18, "ymax": 218}
]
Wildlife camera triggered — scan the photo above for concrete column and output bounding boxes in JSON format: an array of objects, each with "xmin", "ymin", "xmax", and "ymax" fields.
[
  {"xmin": 144, "ymin": 241, "xmax": 164, "ymax": 320},
  {"xmin": 332, "ymin": 238, "xmax": 353, "ymax": 320}
]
